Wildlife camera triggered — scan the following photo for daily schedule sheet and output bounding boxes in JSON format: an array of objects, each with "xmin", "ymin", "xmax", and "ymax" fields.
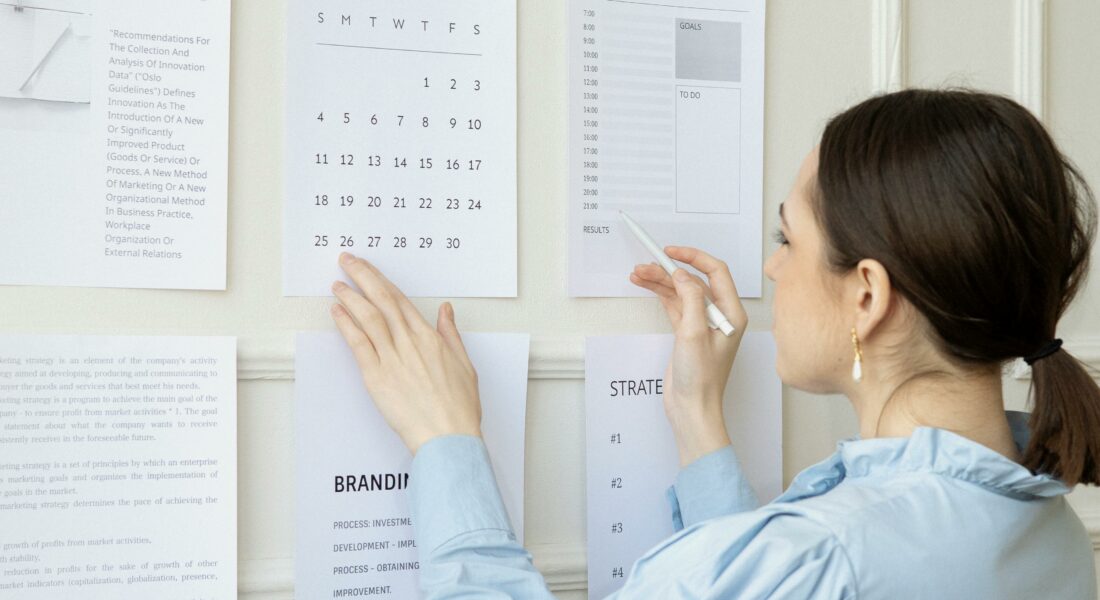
[
  {"xmin": 0, "ymin": 335, "xmax": 237, "ymax": 599},
  {"xmin": 284, "ymin": 1, "xmax": 518, "ymax": 297},
  {"xmin": 295, "ymin": 332, "xmax": 529, "ymax": 598},
  {"xmin": 0, "ymin": 0, "xmax": 230, "ymax": 290},
  {"xmin": 568, "ymin": 0, "xmax": 765, "ymax": 297},
  {"xmin": 585, "ymin": 333, "xmax": 781, "ymax": 598}
]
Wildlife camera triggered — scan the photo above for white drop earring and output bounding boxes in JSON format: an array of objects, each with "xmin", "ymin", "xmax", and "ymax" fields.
[{"xmin": 851, "ymin": 328, "xmax": 863, "ymax": 383}]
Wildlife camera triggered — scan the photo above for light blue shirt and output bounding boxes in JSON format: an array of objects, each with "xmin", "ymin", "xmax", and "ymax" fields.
[{"xmin": 408, "ymin": 411, "xmax": 1096, "ymax": 598}]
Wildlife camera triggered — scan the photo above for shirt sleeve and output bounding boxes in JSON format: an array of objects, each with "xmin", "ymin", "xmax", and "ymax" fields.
[
  {"xmin": 666, "ymin": 445, "xmax": 760, "ymax": 530},
  {"xmin": 408, "ymin": 434, "xmax": 555, "ymax": 599},
  {"xmin": 608, "ymin": 509, "xmax": 858, "ymax": 600}
]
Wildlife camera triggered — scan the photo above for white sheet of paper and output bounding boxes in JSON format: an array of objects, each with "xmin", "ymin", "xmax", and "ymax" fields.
[
  {"xmin": 284, "ymin": 1, "xmax": 518, "ymax": 297},
  {"xmin": 0, "ymin": 0, "xmax": 229, "ymax": 290},
  {"xmin": 568, "ymin": 0, "xmax": 766, "ymax": 297},
  {"xmin": 585, "ymin": 332, "xmax": 781, "ymax": 598},
  {"xmin": 295, "ymin": 331, "xmax": 529, "ymax": 598},
  {"xmin": 0, "ymin": 334, "xmax": 236, "ymax": 599}
]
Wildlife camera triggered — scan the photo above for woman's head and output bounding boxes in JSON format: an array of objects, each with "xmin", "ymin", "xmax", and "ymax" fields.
[{"xmin": 765, "ymin": 88, "xmax": 1100, "ymax": 485}]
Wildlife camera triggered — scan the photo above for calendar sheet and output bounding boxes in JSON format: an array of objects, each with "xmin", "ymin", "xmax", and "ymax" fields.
[
  {"xmin": 585, "ymin": 333, "xmax": 781, "ymax": 598},
  {"xmin": 568, "ymin": 0, "xmax": 765, "ymax": 297},
  {"xmin": 0, "ymin": 0, "xmax": 230, "ymax": 290},
  {"xmin": 295, "ymin": 331, "xmax": 529, "ymax": 598},
  {"xmin": 285, "ymin": 1, "xmax": 518, "ymax": 297}
]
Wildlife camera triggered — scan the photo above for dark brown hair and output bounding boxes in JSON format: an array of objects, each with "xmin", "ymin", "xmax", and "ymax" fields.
[{"xmin": 815, "ymin": 88, "xmax": 1100, "ymax": 485}]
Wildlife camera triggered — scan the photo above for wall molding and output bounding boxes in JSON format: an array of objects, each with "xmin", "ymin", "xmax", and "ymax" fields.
[
  {"xmin": 237, "ymin": 543, "xmax": 588, "ymax": 596},
  {"xmin": 871, "ymin": 0, "xmax": 907, "ymax": 93},
  {"xmin": 239, "ymin": 334, "xmax": 1100, "ymax": 383},
  {"xmin": 238, "ymin": 557, "xmax": 292, "ymax": 596},
  {"xmin": 237, "ymin": 522, "xmax": 1100, "ymax": 596},
  {"xmin": 530, "ymin": 542, "xmax": 589, "ymax": 591},
  {"xmin": 236, "ymin": 333, "xmax": 1100, "ymax": 593},
  {"xmin": 238, "ymin": 334, "xmax": 586, "ymax": 382},
  {"xmin": 1013, "ymin": 0, "xmax": 1046, "ymax": 118},
  {"xmin": 1080, "ymin": 511, "xmax": 1100, "ymax": 552}
]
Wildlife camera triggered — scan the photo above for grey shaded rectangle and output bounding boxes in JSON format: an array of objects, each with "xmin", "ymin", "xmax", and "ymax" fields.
[{"xmin": 675, "ymin": 19, "xmax": 741, "ymax": 82}]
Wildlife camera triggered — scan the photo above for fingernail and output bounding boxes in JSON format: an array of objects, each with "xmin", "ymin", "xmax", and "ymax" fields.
[
  {"xmin": 332, "ymin": 280, "xmax": 347, "ymax": 292},
  {"xmin": 674, "ymin": 270, "xmax": 689, "ymax": 282},
  {"xmin": 340, "ymin": 252, "xmax": 355, "ymax": 264}
]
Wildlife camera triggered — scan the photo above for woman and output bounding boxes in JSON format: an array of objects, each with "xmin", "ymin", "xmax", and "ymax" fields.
[{"xmin": 329, "ymin": 89, "xmax": 1099, "ymax": 598}]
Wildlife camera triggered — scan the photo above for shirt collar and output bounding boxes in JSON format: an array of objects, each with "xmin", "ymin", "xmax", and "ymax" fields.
[{"xmin": 779, "ymin": 411, "xmax": 1071, "ymax": 503}]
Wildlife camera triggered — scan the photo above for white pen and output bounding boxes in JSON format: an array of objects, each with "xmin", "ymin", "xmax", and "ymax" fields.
[{"xmin": 620, "ymin": 210, "xmax": 736, "ymax": 336}]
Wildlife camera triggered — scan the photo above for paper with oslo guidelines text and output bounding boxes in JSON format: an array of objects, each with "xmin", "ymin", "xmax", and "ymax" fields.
[
  {"xmin": 569, "ymin": 0, "xmax": 765, "ymax": 297},
  {"xmin": 295, "ymin": 331, "xmax": 529, "ymax": 598},
  {"xmin": 0, "ymin": 0, "xmax": 230, "ymax": 290}
]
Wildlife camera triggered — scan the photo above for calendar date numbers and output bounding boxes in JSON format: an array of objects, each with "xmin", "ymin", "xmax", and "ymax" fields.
[
  {"xmin": 310, "ymin": 195, "xmax": 482, "ymax": 211},
  {"xmin": 315, "ymin": 111, "xmax": 484, "ymax": 131},
  {"xmin": 312, "ymin": 235, "xmax": 461, "ymax": 251}
]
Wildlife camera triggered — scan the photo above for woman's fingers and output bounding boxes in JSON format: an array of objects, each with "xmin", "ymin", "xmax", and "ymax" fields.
[
  {"xmin": 634, "ymin": 262, "xmax": 713, "ymax": 300},
  {"xmin": 633, "ymin": 263, "xmax": 673, "ymax": 288},
  {"xmin": 331, "ymin": 280, "xmax": 397, "ymax": 352},
  {"xmin": 339, "ymin": 254, "xmax": 411, "ymax": 337},
  {"xmin": 351, "ymin": 256, "xmax": 437, "ymax": 339},
  {"xmin": 630, "ymin": 265, "xmax": 677, "ymax": 299},
  {"xmin": 331, "ymin": 303, "xmax": 380, "ymax": 372},
  {"xmin": 671, "ymin": 269, "xmax": 708, "ymax": 335},
  {"xmin": 664, "ymin": 246, "xmax": 741, "ymax": 315},
  {"xmin": 629, "ymin": 273, "xmax": 683, "ymax": 323},
  {"xmin": 436, "ymin": 302, "xmax": 476, "ymax": 374},
  {"xmin": 338, "ymin": 254, "xmax": 441, "ymax": 352}
]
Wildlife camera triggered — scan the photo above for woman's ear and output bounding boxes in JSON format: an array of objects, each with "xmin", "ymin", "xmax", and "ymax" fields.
[{"xmin": 851, "ymin": 258, "xmax": 893, "ymax": 342}]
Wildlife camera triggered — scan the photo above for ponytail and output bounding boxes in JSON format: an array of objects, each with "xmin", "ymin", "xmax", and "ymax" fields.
[{"xmin": 1025, "ymin": 349, "xmax": 1100, "ymax": 486}]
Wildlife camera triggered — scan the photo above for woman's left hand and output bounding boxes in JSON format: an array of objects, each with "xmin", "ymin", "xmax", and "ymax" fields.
[{"xmin": 329, "ymin": 252, "xmax": 481, "ymax": 454}]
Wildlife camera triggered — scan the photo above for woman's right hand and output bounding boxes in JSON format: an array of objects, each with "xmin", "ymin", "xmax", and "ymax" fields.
[
  {"xmin": 629, "ymin": 246, "xmax": 749, "ymax": 466},
  {"xmin": 330, "ymin": 254, "xmax": 482, "ymax": 455}
]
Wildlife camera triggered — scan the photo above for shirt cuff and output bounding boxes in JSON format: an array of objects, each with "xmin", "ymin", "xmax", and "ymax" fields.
[
  {"xmin": 409, "ymin": 434, "xmax": 517, "ymax": 553},
  {"xmin": 666, "ymin": 444, "xmax": 759, "ymax": 530}
]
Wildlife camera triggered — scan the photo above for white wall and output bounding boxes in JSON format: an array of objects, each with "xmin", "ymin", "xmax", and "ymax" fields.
[{"xmin": 1, "ymin": 1, "xmax": 1098, "ymax": 598}]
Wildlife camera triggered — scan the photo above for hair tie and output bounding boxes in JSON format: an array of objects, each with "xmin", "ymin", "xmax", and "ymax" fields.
[{"xmin": 1024, "ymin": 338, "xmax": 1063, "ymax": 365}]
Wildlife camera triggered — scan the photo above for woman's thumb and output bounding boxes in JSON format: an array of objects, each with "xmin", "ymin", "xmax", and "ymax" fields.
[
  {"xmin": 437, "ymin": 302, "xmax": 459, "ymax": 342},
  {"xmin": 436, "ymin": 303, "xmax": 474, "ymax": 368}
]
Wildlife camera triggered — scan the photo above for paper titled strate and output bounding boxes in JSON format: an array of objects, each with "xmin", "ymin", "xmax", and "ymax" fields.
[
  {"xmin": 569, "ymin": 0, "xmax": 765, "ymax": 297},
  {"xmin": 284, "ymin": 1, "xmax": 517, "ymax": 297},
  {"xmin": 0, "ymin": 335, "xmax": 237, "ymax": 599},
  {"xmin": 585, "ymin": 333, "xmax": 781, "ymax": 598},
  {"xmin": 295, "ymin": 332, "xmax": 528, "ymax": 598},
  {"xmin": 0, "ymin": 0, "xmax": 230, "ymax": 290}
]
